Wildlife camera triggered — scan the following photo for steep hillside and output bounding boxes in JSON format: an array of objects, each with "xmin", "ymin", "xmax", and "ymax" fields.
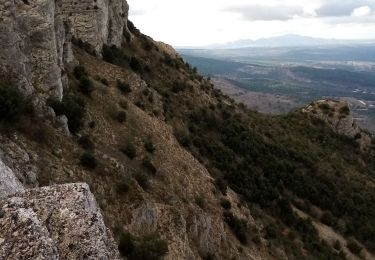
[{"xmin": 0, "ymin": 1, "xmax": 375, "ymax": 260}]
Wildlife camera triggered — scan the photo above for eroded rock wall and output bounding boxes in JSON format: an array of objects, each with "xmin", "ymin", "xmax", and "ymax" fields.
[{"xmin": 0, "ymin": 0, "xmax": 129, "ymax": 106}]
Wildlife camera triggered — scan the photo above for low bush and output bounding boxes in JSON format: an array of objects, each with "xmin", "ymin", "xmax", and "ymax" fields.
[
  {"xmin": 116, "ymin": 110, "xmax": 127, "ymax": 123},
  {"xmin": 214, "ymin": 178, "xmax": 227, "ymax": 196},
  {"xmin": 120, "ymin": 142, "xmax": 137, "ymax": 159},
  {"xmin": 130, "ymin": 57, "xmax": 143, "ymax": 72},
  {"xmin": 48, "ymin": 92, "xmax": 86, "ymax": 133},
  {"xmin": 80, "ymin": 152, "xmax": 97, "ymax": 169},
  {"xmin": 220, "ymin": 198, "xmax": 231, "ymax": 210},
  {"xmin": 223, "ymin": 212, "xmax": 248, "ymax": 244},
  {"xmin": 73, "ymin": 65, "xmax": 87, "ymax": 80},
  {"xmin": 142, "ymin": 157, "xmax": 157, "ymax": 175},
  {"xmin": 116, "ymin": 182, "xmax": 129, "ymax": 195},
  {"xmin": 339, "ymin": 105, "xmax": 350, "ymax": 116},
  {"xmin": 78, "ymin": 76, "xmax": 94, "ymax": 96},
  {"xmin": 144, "ymin": 139, "xmax": 156, "ymax": 153},
  {"xmin": 321, "ymin": 211, "xmax": 335, "ymax": 226},
  {"xmin": 347, "ymin": 238, "xmax": 362, "ymax": 255},
  {"xmin": 118, "ymin": 231, "xmax": 168, "ymax": 260},
  {"xmin": 0, "ymin": 83, "xmax": 31, "ymax": 122},
  {"xmin": 195, "ymin": 196, "xmax": 206, "ymax": 209},
  {"xmin": 78, "ymin": 135, "xmax": 95, "ymax": 150},
  {"xmin": 134, "ymin": 172, "xmax": 150, "ymax": 190},
  {"xmin": 117, "ymin": 80, "xmax": 132, "ymax": 94},
  {"xmin": 119, "ymin": 99, "xmax": 128, "ymax": 110}
]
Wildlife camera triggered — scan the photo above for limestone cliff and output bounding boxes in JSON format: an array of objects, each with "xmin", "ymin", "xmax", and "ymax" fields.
[{"xmin": 0, "ymin": 0, "xmax": 130, "ymax": 108}]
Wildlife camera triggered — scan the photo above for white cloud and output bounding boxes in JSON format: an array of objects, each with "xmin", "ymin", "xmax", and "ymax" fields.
[
  {"xmin": 351, "ymin": 6, "xmax": 372, "ymax": 17},
  {"xmin": 126, "ymin": 0, "xmax": 375, "ymax": 46}
]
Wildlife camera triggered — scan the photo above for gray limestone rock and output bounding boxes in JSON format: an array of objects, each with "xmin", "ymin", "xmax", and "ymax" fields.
[
  {"xmin": 0, "ymin": 159, "xmax": 24, "ymax": 198},
  {"xmin": 0, "ymin": 183, "xmax": 120, "ymax": 259}
]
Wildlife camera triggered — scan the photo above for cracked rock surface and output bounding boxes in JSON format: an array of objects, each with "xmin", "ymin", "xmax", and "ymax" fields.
[{"xmin": 0, "ymin": 183, "xmax": 120, "ymax": 260}]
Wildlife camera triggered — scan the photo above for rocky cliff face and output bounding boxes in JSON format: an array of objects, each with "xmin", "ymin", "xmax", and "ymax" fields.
[
  {"xmin": 0, "ymin": 183, "xmax": 120, "ymax": 259},
  {"xmin": 0, "ymin": 0, "xmax": 129, "ymax": 108},
  {"xmin": 303, "ymin": 99, "xmax": 372, "ymax": 150}
]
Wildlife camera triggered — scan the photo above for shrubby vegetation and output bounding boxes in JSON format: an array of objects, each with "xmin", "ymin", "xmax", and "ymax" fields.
[
  {"xmin": 80, "ymin": 151, "xmax": 97, "ymax": 169},
  {"xmin": 117, "ymin": 80, "xmax": 132, "ymax": 94},
  {"xmin": 0, "ymin": 82, "xmax": 32, "ymax": 122},
  {"xmin": 48, "ymin": 92, "xmax": 86, "ymax": 133},
  {"xmin": 120, "ymin": 141, "xmax": 137, "ymax": 159},
  {"xmin": 223, "ymin": 211, "xmax": 249, "ymax": 244},
  {"xmin": 73, "ymin": 66, "xmax": 93, "ymax": 96},
  {"xmin": 118, "ymin": 231, "xmax": 168, "ymax": 260}
]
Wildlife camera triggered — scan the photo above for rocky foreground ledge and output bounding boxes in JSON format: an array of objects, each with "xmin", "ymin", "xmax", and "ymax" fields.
[{"xmin": 0, "ymin": 183, "xmax": 120, "ymax": 260}]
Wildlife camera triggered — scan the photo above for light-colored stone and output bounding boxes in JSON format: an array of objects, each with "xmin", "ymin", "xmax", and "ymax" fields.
[
  {"xmin": 0, "ymin": 183, "xmax": 120, "ymax": 260},
  {"xmin": 0, "ymin": 159, "xmax": 24, "ymax": 198}
]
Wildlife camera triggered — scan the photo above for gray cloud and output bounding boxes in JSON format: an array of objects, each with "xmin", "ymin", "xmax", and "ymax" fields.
[
  {"xmin": 224, "ymin": 5, "xmax": 304, "ymax": 21},
  {"xmin": 316, "ymin": 0, "xmax": 375, "ymax": 17}
]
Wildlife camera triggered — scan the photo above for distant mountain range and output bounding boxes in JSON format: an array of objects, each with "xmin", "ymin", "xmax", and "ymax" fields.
[{"xmin": 178, "ymin": 34, "xmax": 375, "ymax": 49}]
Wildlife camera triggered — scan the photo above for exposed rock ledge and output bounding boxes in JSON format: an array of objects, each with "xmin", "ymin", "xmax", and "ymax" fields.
[
  {"xmin": 0, "ymin": 159, "xmax": 24, "ymax": 199},
  {"xmin": 303, "ymin": 99, "xmax": 372, "ymax": 150},
  {"xmin": 0, "ymin": 183, "xmax": 120, "ymax": 260}
]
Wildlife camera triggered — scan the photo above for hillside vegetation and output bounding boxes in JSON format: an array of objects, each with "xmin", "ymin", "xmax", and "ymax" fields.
[{"xmin": 1, "ymin": 20, "xmax": 375, "ymax": 260}]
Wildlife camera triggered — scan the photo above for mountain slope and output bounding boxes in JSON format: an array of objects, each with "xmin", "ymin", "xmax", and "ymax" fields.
[{"xmin": 0, "ymin": 1, "xmax": 375, "ymax": 260}]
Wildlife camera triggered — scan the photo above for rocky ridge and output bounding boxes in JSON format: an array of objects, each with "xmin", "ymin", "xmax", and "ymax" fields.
[{"xmin": 303, "ymin": 99, "xmax": 372, "ymax": 150}]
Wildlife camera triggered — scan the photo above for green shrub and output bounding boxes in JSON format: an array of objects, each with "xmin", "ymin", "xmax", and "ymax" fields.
[
  {"xmin": 134, "ymin": 172, "xmax": 150, "ymax": 190},
  {"xmin": 116, "ymin": 110, "xmax": 127, "ymax": 123},
  {"xmin": 142, "ymin": 157, "xmax": 157, "ymax": 175},
  {"xmin": 120, "ymin": 142, "xmax": 137, "ymax": 159},
  {"xmin": 100, "ymin": 78, "xmax": 109, "ymax": 86},
  {"xmin": 265, "ymin": 223, "xmax": 279, "ymax": 239},
  {"xmin": 116, "ymin": 182, "xmax": 130, "ymax": 195},
  {"xmin": 118, "ymin": 232, "xmax": 168, "ymax": 260},
  {"xmin": 333, "ymin": 240, "xmax": 341, "ymax": 251},
  {"xmin": 347, "ymin": 238, "xmax": 362, "ymax": 255},
  {"xmin": 118, "ymin": 232, "xmax": 135, "ymax": 257},
  {"xmin": 195, "ymin": 196, "xmax": 206, "ymax": 209},
  {"xmin": 214, "ymin": 178, "xmax": 227, "ymax": 196},
  {"xmin": 321, "ymin": 211, "xmax": 335, "ymax": 226},
  {"xmin": 80, "ymin": 152, "xmax": 97, "ymax": 169},
  {"xmin": 144, "ymin": 139, "xmax": 156, "ymax": 153},
  {"xmin": 78, "ymin": 135, "xmax": 95, "ymax": 150},
  {"xmin": 223, "ymin": 212, "xmax": 248, "ymax": 244},
  {"xmin": 102, "ymin": 44, "xmax": 116, "ymax": 63},
  {"xmin": 339, "ymin": 105, "xmax": 350, "ymax": 116},
  {"xmin": 318, "ymin": 103, "xmax": 330, "ymax": 111},
  {"xmin": 73, "ymin": 65, "xmax": 87, "ymax": 80},
  {"xmin": 130, "ymin": 57, "xmax": 142, "ymax": 72},
  {"xmin": 0, "ymin": 83, "xmax": 31, "ymax": 122},
  {"xmin": 78, "ymin": 76, "xmax": 94, "ymax": 96},
  {"xmin": 117, "ymin": 80, "xmax": 131, "ymax": 94},
  {"xmin": 220, "ymin": 198, "xmax": 231, "ymax": 210},
  {"xmin": 119, "ymin": 99, "xmax": 128, "ymax": 110},
  {"xmin": 49, "ymin": 92, "xmax": 86, "ymax": 133}
]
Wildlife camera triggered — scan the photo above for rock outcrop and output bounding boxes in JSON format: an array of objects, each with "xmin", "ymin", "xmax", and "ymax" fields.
[
  {"xmin": 0, "ymin": 159, "xmax": 24, "ymax": 198},
  {"xmin": 0, "ymin": 0, "xmax": 130, "ymax": 108},
  {"xmin": 303, "ymin": 99, "xmax": 372, "ymax": 150},
  {"xmin": 0, "ymin": 183, "xmax": 120, "ymax": 259}
]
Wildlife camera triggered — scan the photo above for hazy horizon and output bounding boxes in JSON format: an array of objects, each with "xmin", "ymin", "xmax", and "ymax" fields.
[{"xmin": 127, "ymin": 0, "xmax": 375, "ymax": 47}]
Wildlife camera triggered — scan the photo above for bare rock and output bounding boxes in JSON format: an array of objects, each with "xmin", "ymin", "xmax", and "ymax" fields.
[
  {"xmin": 0, "ymin": 183, "xmax": 120, "ymax": 260},
  {"xmin": 60, "ymin": 0, "xmax": 130, "ymax": 53},
  {"xmin": 0, "ymin": 159, "xmax": 24, "ymax": 198},
  {"xmin": 303, "ymin": 100, "xmax": 373, "ymax": 150}
]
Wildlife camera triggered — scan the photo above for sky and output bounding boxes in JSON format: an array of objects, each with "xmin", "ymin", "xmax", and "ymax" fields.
[{"xmin": 127, "ymin": 0, "xmax": 375, "ymax": 47}]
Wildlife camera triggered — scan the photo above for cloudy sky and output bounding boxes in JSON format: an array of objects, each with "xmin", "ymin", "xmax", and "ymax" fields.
[{"xmin": 127, "ymin": 0, "xmax": 375, "ymax": 46}]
